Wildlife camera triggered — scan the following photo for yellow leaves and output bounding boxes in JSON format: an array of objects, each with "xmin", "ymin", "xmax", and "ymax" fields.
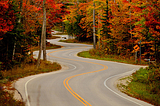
[
  {"xmin": 94, "ymin": 0, "xmax": 106, "ymax": 10},
  {"xmin": 156, "ymin": 25, "xmax": 160, "ymax": 30}
]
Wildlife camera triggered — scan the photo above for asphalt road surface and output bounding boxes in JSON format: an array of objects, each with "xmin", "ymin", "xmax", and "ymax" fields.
[{"xmin": 15, "ymin": 38, "xmax": 153, "ymax": 106}]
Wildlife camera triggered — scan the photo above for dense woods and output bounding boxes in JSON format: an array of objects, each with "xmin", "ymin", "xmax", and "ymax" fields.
[
  {"xmin": 0, "ymin": 0, "xmax": 67, "ymax": 70},
  {"xmin": 0, "ymin": 0, "xmax": 159, "ymax": 70},
  {"xmin": 0, "ymin": 0, "xmax": 159, "ymax": 105},
  {"xmin": 64, "ymin": 0, "xmax": 160, "ymax": 64}
]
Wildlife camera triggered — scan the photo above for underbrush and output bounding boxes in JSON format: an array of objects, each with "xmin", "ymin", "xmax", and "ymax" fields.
[
  {"xmin": 117, "ymin": 67, "xmax": 160, "ymax": 106},
  {"xmin": 0, "ymin": 86, "xmax": 24, "ymax": 106},
  {"xmin": 0, "ymin": 34, "xmax": 62, "ymax": 105},
  {"xmin": 78, "ymin": 49, "xmax": 147, "ymax": 65},
  {"xmin": 0, "ymin": 60, "xmax": 61, "ymax": 105},
  {"xmin": 1, "ymin": 61, "xmax": 61, "ymax": 82},
  {"xmin": 125, "ymin": 68, "xmax": 160, "ymax": 106}
]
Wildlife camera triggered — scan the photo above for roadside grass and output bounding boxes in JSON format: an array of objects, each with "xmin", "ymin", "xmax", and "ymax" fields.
[
  {"xmin": 78, "ymin": 49, "xmax": 160, "ymax": 105},
  {"xmin": 77, "ymin": 50, "xmax": 147, "ymax": 65},
  {"xmin": 117, "ymin": 68, "xmax": 160, "ymax": 106},
  {"xmin": 32, "ymin": 43, "xmax": 62, "ymax": 51},
  {"xmin": 0, "ymin": 60, "xmax": 61, "ymax": 106},
  {"xmin": 1, "ymin": 61, "xmax": 61, "ymax": 82},
  {"xmin": 0, "ymin": 44, "xmax": 62, "ymax": 106}
]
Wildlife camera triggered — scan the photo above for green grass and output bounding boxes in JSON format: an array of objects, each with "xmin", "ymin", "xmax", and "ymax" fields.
[
  {"xmin": 78, "ymin": 50, "xmax": 147, "ymax": 65},
  {"xmin": 117, "ymin": 68, "xmax": 160, "ymax": 106},
  {"xmin": 78, "ymin": 49, "xmax": 159, "ymax": 105}
]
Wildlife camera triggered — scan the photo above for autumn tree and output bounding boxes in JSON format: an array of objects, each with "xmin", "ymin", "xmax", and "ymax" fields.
[
  {"xmin": 36, "ymin": 0, "xmax": 46, "ymax": 68},
  {"xmin": 0, "ymin": 0, "xmax": 23, "ymax": 70},
  {"xmin": 63, "ymin": 2, "xmax": 90, "ymax": 41},
  {"xmin": 0, "ymin": 0, "xmax": 68, "ymax": 69},
  {"xmin": 0, "ymin": 0, "xmax": 16, "ymax": 40},
  {"xmin": 131, "ymin": 0, "xmax": 160, "ymax": 62},
  {"xmin": 101, "ymin": 0, "xmax": 114, "ymax": 52},
  {"xmin": 64, "ymin": 0, "xmax": 106, "ymax": 42}
]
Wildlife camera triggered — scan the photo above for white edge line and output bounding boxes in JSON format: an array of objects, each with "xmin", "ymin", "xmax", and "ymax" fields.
[
  {"xmin": 24, "ymin": 63, "xmax": 77, "ymax": 106},
  {"xmin": 67, "ymin": 63, "xmax": 77, "ymax": 71},
  {"xmin": 25, "ymin": 76, "xmax": 37, "ymax": 106},
  {"xmin": 104, "ymin": 70, "xmax": 143, "ymax": 106}
]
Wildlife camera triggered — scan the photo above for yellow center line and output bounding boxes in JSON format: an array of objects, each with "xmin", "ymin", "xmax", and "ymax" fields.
[{"xmin": 47, "ymin": 47, "xmax": 108, "ymax": 106}]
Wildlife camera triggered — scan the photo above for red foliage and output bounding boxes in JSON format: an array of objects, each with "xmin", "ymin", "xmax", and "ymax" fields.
[
  {"xmin": 0, "ymin": 0, "xmax": 16, "ymax": 40},
  {"xmin": 144, "ymin": 2, "xmax": 160, "ymax": 39},
  {"xmin": 46, "ymin": 1, "xmax": 68, "ymax": 27}
]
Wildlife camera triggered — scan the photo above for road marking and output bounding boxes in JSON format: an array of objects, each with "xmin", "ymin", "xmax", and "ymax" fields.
[
  {"xmin": 103, "ymin": 70, "xmax": 143, "ymax": 106},
  {"xmin": 25, "ymin": 76, "xmax": 40, "ymax": 106},
  {"xmin": 27, "ymin": 46, "xmax": 143, "ymax": 106},
  {"xmin": 47, "ymin": 47, "xmax": 108, "ymax": 106},
  {"xmin": 63, "ymin": 65, "xmax": 108, "ymax": 106}
]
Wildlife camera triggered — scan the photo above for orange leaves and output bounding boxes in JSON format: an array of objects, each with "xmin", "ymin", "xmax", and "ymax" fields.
[
  {"xmin": 22, "ymin": 0, "xmax": 42, "ymax": 35},
  {"xmin": 21, "ymin": 0, "xmax": 65, "ymax": 35},
  {"xmin": 109, "ymin": 0, "xmax": 131, "ymax": 40},
  {"xmin": 0, "ymin": 0, "xmax": 16, "ymax": 40},
  {"xmin": 132, "ymin": 0, "xmax": 160, "ymax": 40},
  {"xmin": 156, "ymin": 25, "xmax": 160, "ymax": 30}
]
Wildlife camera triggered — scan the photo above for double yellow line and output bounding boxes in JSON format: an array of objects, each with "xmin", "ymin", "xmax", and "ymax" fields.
[{"xmin": 47, "ymin": 47, "xmax": 108, "ymax": 106}]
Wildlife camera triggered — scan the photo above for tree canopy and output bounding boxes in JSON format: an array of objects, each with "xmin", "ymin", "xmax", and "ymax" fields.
[
  {"xmin": 0, "ymin": 0, "xmax": 68, "ymax": 70},
  {"xmin": 63, "ymin": 0, "xmax": 160, "ymax": 63}
]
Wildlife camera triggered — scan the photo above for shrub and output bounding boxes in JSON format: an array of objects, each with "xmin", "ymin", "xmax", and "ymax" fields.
[
  {"xmin": 130, "ymin": 67, "xmax": 160, "ymax": 105},
  {"xmin": 0, "ymin": 84, "xmax": 24, "ymax": 106}
]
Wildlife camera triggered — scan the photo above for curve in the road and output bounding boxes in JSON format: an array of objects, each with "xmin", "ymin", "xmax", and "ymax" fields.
[
  {"xmin": 23, "ymin": 43, "xmax": 151, "ymax": 106},
  {"xmin": 104, "ymin": 70, "xmax": 143, "ymax": 106},
  {"xmin": 47, "ymin": 47, "xmax": 109, "ymax": 106}
]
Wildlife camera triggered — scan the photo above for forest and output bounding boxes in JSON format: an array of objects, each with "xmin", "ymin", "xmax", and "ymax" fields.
[
  {"xmin": 0, "ymin": 0, "xmax": 68, "ymax": 70},
  {"xmin": 64, "ymin": 0, "xmax": 160, "ymax": 64},
  {"xmin": 0, "ymin": 0, "xmax": 159, "ymax": 105},
  {"xmin": 0, "ymin": 0, "xmax": 160, "ymax": 70}
]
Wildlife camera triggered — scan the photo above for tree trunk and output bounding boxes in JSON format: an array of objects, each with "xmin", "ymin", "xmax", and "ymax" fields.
[
  {"xmin": 93, "ymin": 1, "xmax": 96, "ymax": 49},
  {"xmin": 43, "ymin": 0, "xmax": 46, "ymax": 61},
  {"xmin": 12, "ymin": 37, "xmax": 17, "ymax": 61},
  {"xmin": 36, "ymin": 0, "xmax": 46, "ymax": 68},
  {"xmin": 36, "ymin": 32, "xmax": 43, "ymax": 68}
]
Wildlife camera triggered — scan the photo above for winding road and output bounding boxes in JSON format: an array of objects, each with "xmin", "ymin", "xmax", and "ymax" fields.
[{"xmin": 15, "ymin": 37, "xmax": 153, "ymax": 106}]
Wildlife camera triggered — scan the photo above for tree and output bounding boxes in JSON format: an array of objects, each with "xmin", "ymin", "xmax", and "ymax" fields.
[
  {"xmin": 0, "ymin": 0, "xmax": 67, "ymax": 69},
  {"xmin": 0, "ymin": 0, "xmax": 16, "ymax": 40},
  {"xmin": 101, "ymin": 0, "xmax": 115, "ymax": 53},
  {"xmin": 36, "ymin": 0, "xmax": 46, "ymax": 68},
  {"xmin": 36, "ymin": 0, "xmax": 66, "ymax": 67},
  {"xmin": 0, "ymin": 0, "xmax": 25, "ymax": 70},
  {"xmin": 131, "ymin": 0, "xmax": 160, "ymax": 62}
]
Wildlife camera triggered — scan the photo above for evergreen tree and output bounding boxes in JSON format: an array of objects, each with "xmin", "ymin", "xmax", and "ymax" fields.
[{"xmin": 101, "ymin": 0, "xmax": 116, "ymax": 54}]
